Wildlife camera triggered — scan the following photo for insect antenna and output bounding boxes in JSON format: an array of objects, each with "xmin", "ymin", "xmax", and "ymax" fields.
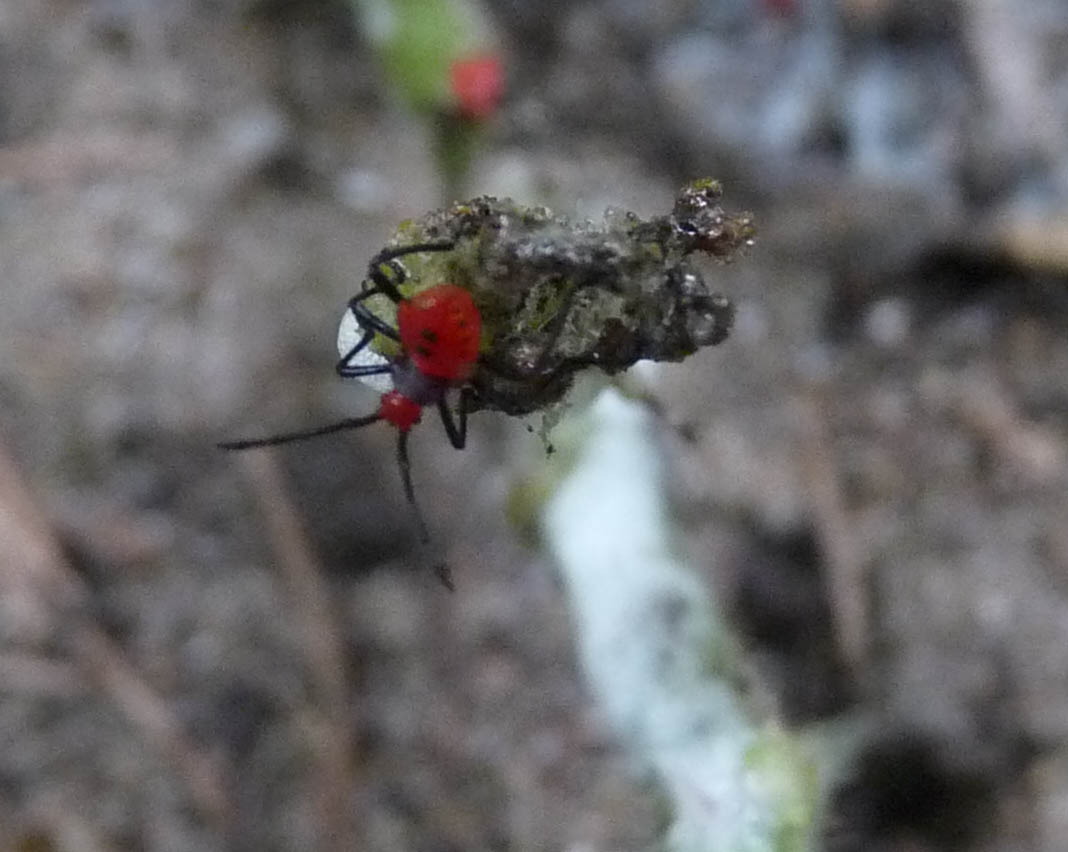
[
  {"xmin": 396, "ymin": 431, "xmax": 455, "ymax": 591},
  {"xmin": 217, "ymin": 413, "xmax": 382, "ymax": 450}
]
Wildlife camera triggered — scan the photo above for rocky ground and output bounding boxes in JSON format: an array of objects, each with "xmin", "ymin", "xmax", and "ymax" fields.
[{"xmin": 2, "ymin": 1, "xmax": 1067, "ymax": 850}]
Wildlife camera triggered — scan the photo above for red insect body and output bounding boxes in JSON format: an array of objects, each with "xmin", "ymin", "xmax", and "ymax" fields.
[
  {"xmin": 221, "ymin": 248, "xmax": 480, "ymax": 591},
  {"xmin": 450, "ymin": 54, "xmax": 504, "ymax": 121},
  {"xmin": 396, "ymin": 284, "xmax": 482, "ymax": 382},
  {"xmin": 378, "ymin": 390, "xmax": 423, "ymax": 432}
]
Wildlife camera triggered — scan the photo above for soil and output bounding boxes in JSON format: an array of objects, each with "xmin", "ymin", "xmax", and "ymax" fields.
[{"xmin": 2, "ymin": 1, "xmax": 1067, "ymax": 850}]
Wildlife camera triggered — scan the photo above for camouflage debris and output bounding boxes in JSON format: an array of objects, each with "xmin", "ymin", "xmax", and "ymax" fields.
[{"xmin": 362, "ymin": 180, "xmax": 754, "ymax": 415}]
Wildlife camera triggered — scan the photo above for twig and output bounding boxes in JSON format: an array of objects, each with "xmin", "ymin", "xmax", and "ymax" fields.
[
  {"xmin": 77, "ymin": 629, "xmax": 234, "ymax": 826},
  {"xmin": 996, "ymin": 213, "xmax": 1068, "ymax": 274},
  {"xmin": 0, "ymin": 441, "xmax": 235, "ymax": 830},
  {"xmin": 29, "ymin": 792, "xmax": 109, "ymax": 852},
  {"xmin": 0, "ymin": 130, "xmax": 176, "ymax": 187},
  {"xmin": 794, "ymin": 389, "xmax": 869, "ymax": 675},
  {"xmin": 954, "ymin": 375, "xmax": 1066, "ymax": 486},
  {"xmin": 541, "ymin": 390, "xmax": 819, "ymax": 852},
  {"xmin": 0, "ymin": 651, "xmax": 86, "ymax": 698},
  {"xmin": 236, "ymin": 450, "xmax": 358, "ymax": 852},
  {"xmin": 962, "ymin": 0, "xmax": 1062, "ymax": 160}
]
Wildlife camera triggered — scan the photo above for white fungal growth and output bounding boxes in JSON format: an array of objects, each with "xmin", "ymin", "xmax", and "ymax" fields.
[
  {"xmin": 336, "ymin": 307, "xmax": 393, "ymax": 393},
  {"xmin": 541, "ymin": 389, "xmax": 818, "ymax": 852}
]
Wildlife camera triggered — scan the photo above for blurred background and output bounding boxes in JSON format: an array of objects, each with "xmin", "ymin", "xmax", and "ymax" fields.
[{"xmin": 2, "ymin": 0, "xmax": 1067, "ymax": 849}]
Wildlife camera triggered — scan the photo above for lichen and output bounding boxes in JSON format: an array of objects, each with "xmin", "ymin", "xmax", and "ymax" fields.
[
  {"xmin": 539, "ymin": 389, "xmax": 819, "ymax": 852},
  {"xmin": 359, "ymin": 181, "xmax": 752, "ymax": 416}
]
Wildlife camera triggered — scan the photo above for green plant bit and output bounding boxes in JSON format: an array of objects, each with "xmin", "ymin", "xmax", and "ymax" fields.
[{"xmin": 370, "ymin": 180, "xmax": 754, "ymax": 416}]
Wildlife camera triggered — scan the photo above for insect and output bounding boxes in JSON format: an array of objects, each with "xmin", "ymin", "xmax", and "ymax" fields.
[
  {"xmin": 219, "ymin": 241, "xmax": 478, "ymax": 590},
  {"xmin": 380, "ymin": 182, "xmax": 748, "ymax": 417},
  {"xmin": 221, "ymin": 182, "xmax": 753, "ymax": 588}
]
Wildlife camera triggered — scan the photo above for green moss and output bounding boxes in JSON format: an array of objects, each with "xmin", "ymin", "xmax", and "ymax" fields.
[
  {"xmin": 744, "ymin": 731, "xmax": 820, "ymax": 852},
  {"xmin": 360, "ymin": 182, "xmax": 749, "ymax": 416},
  {"xmin": 688, "ymin": 177, "xmax": 723, "ymax": 194},
  {"xmin": 506, "ymin": 431, "xmax": 576, "ymax": 544}
]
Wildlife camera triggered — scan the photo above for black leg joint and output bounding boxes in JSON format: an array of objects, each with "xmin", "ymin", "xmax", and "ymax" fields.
[
  {"xmin": 438, "ymin": 387, "xmax": 470, "ymax": 450},
  {"xmin": 365, "ymin": 241, "xmax": 457, "ymax": 303},
  {"xmin": 349, "ymin": 298, "xmax": 401, "ymax": 342}
]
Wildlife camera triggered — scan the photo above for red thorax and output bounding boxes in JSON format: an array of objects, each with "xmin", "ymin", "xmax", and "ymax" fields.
[
  {"xmin": 378, "ymin": 390, "xmax": 423, "ymax": 432},
  {"xmin": 396, "ymin": 284, "xmax": 481, "ymax": 382},
  {"xmin": 450, "ymin": 54, "xmax": 504, "ymax": 121}
]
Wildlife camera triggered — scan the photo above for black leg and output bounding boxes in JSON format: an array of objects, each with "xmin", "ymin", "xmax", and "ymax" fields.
[
  {"xmin": 336, "ymin": 290, "xmax": 401, "ymax": 378},
  {"xmin": 369, "ymin": 240, "xmax": 456, "ymax": 268},
  {"xmin": 395, "ymin": 429, "xmax": 456, "ymax": 591},
  {"xmin": 336, "ymin": 324, "xmax": 373, "ymax": 373},
  {"xmin": 218, "ymin": 412, "xmax": 382, "ymax": 450},
  {"xmin": 350, "ymin": 298, "xmax": 401, "ymax": 342},
  {"xmin": 437, "ymin": 387, "xmax": 470, "ymax": 450},
  {"xmin": 335, "ymin": 313, "xmax": 398, "ymax": 377},
  {"xmin": 337, "ymin": 362, "xmax": 393, "ymax": 380},
  {"xmin": 396, "ymin": 430, "xmax": 430, "ymax": 545},
  {"xmin": 365, "ymin": 241, "xmax": 456, "ymax": 304}
]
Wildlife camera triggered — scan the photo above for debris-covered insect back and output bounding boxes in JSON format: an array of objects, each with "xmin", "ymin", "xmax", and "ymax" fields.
[{"xmin": 372, "ymin": 180, "xmax": 755, "ymax": 416}]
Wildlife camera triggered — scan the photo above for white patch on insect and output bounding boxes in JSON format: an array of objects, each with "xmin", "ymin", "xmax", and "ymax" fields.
[{"xmin": 337, "ymin": 307, "xmax": 394, "ymax": 393}]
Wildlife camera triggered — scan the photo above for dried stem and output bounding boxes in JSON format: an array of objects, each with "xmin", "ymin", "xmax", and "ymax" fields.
[
  {"xmin": 0, "ymin": 441, "xmax": 235, "ymax": 830},
  {"xmin": 236, "ymin": 450, "xmax": 358, "ymax": 852},
  {"xmin": 794, "ymin": 389, "xmax": 869, "ymax": 675}
]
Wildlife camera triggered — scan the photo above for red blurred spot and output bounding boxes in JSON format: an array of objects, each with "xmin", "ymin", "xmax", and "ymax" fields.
[
  {"xmin": 397, "ymin": 284, "xmax": 482, "ymax": 381},
  {"xmin": 450, "ymin": 54, "xmax": 504, "ymax": 121},
  {"xmin": 378, "ymin": 390, "xmax": 423, "ymax": 431}
]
